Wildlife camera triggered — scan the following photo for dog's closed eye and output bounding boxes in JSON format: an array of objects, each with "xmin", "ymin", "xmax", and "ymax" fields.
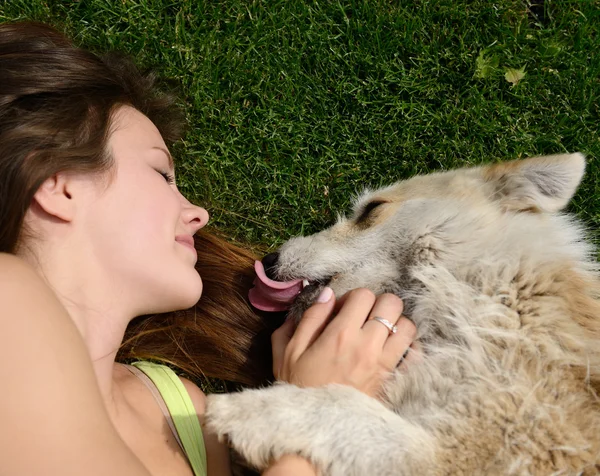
[{"xmin": 355, "ymin": 200, "xmax": 387, "ymax": 225}]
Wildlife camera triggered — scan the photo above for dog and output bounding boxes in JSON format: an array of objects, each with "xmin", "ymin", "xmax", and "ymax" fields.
[{"xmin": 206, "ymin": 153, "xmax": 600, "ymax": 475}]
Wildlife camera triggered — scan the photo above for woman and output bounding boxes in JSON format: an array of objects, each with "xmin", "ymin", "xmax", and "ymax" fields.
[{"xmin": 0, "ymin": 21, "xmax": 416, "ymax": 476}]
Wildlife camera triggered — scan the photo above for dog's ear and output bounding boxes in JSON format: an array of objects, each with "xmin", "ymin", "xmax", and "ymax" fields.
[{"xmin": 482, "ymin": 153, "xmax": 585, "ymax": 213}]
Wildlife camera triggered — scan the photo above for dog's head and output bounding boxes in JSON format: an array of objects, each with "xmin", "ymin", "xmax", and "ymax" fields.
[{"xmin": 258, "ymin": 153, "xmax": 586, "ymax": 318}]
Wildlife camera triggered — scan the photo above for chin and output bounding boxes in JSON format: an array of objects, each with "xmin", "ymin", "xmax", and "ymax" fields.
[
  {"xmin": 174, "ymin": 276, "xmax": 203, "ymax": 310},
  {"xmin": 151, "ymin": 273, "xmax": 203, "ymax": 313}
]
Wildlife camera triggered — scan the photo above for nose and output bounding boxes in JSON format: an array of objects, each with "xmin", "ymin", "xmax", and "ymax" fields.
[
  {"xmin": 177, "ymin": 188, "xmax": 209, "ymax": 228},
  {"xmin": 182, "ymin": 202, "xmax": 209, "ymax": 234},
  {"xmin": 261, "ymin": 252, "xmax": 280, "ymax": 280}
]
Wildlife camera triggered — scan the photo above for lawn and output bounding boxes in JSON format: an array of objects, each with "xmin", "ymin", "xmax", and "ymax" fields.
[{"xmin": 1, "ymin": 0, "xmax": 599, "ymax": 249}]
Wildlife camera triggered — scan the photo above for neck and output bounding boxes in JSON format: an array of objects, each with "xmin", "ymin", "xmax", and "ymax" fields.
[
  {"xmin": 79, "ymin": 311, "xmax": 130, "ymax": 409},
  {"xmin": 55, "ymin": 294, "xmax": 132, "ymax": 417},
  {"xmin": 19, "ymin": 242, "xmax": 134, "ymax": 416}
]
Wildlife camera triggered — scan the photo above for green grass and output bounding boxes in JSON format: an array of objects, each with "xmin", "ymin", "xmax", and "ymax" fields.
[{"xmin": 2, "ymin": 0, "xmax": 599, "ymax": 248}]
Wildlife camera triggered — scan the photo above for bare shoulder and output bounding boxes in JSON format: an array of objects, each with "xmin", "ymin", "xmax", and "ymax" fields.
[
  {"xmin": 0, "ymin": 253, "xmax": 151, "ymax": 475},
  {"xmin": 0, "ymin": 252, "xmax": 26, "ymax": 266},
  {"xmin": 0, "ymin": 253, "xmax": 55, "ymax": 307},
  {"xmin": 0, "ymin": 253, "xmax": 65, "ymax": 329},
  {"xmin": 179, "ymin": 377, "xmax": 207, "ymax": 415},
  {"xmin": 0, "ymin": 252, "xmax": 37, "ymax": 281}
]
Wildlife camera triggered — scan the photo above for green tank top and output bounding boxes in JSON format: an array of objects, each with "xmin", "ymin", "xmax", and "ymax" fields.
[{"xmin": 130, "ymin": 361, "xmax": 207, "ymax": 476}]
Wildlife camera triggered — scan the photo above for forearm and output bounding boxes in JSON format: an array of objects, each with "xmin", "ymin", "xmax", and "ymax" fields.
[{"xmin": 262, "ymin": 455, "xmax": 317, "ymax": 476}]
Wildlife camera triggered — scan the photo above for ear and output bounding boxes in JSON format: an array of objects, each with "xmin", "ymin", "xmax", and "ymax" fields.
[
  {"xmin": 482, "ymin": 152, "xmax": 586, "ymax": 213},
  {"xmin": 32, "ymin": 173, "xmax": 77, "ymax": 222}
]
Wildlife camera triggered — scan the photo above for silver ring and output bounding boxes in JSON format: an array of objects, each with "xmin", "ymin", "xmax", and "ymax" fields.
[{"xmin": 372, "ymin": 317, "xmax": 398, "ymax": 335}]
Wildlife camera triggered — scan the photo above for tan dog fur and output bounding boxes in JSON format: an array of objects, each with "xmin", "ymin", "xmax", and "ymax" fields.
[{"xmin": 207, "ymin": 153, "xmax": 600, "ymax": 475}]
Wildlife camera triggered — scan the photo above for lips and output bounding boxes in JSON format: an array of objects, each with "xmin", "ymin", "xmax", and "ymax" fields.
[
  {"xmin": 248, "ymin": 260, "xmax": 304, "ymax": 312},
  {"xmin": 175, "ymin": 235, "xmax": 197, "ymax": 257},
  {"xmin": 175, "ymin": 235, "xmax": 194, "ymax": 247}
]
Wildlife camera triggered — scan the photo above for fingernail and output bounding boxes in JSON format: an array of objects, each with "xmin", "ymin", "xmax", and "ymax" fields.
[{"xmin": 316, "ymin": 286, "xmax": 333, "ymax": 303}]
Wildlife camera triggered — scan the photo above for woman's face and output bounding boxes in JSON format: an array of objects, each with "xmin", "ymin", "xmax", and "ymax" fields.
[{"xmin": 81, "ymin": 106, "xmax": 209, "ymax": 314}]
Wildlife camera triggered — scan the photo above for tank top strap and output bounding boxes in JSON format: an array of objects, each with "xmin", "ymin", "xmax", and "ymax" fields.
[{"xmin": 130, "ymin": 361, "xmax": 207, "ymax": 476}]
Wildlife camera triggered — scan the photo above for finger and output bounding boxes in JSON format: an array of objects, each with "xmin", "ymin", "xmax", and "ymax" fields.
[
  {"xmin": 360, "ymin": 293, "xmax": 404, "ymax": 346},
  {"xmin": 381, "ymin": 317, "xmax": 417, "ymax": 369},
  {"xmin": 323, "ymin": 288, "xmax": 377, "ymax": 336},
  {"xmin": 330, "ymin": 287, "xmax": 373, "ymax": 316},
  {"xmin": 271, "ymin": 318, "xmax": 296, "ymax": 377},
  {"xmin": 331, "ymin": 289, "xmax": 352, "ymax": 314},
  {"xmin": 287, "ymin": 286, "xmax": 336, "ymax": 356}
]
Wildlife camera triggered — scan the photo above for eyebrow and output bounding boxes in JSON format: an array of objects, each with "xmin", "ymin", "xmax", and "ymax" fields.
[{"xmin": 152, "ymin": 146, "xmax": 174, "ymax": 169}]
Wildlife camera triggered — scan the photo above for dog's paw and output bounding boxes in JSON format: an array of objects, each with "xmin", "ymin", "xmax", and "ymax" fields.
[
  {"xmin": 206, "ymin": 382, "xmax": 329, "ymax": 470},
  {"xmin": 206, "ymin": 383, "xmax": 436, "ymax": 476}
]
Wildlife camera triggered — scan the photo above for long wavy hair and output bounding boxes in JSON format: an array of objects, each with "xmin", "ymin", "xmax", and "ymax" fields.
[{"xmin": 0, "ymin": 21, "xmax": 279, "ymax": 388}]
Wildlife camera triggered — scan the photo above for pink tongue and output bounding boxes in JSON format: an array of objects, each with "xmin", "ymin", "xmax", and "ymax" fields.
[{"xmin": 248, "ymin": 260, "xmax": 303, "ymax": 312}]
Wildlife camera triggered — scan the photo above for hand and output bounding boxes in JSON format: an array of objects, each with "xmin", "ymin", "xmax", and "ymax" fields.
[
  {"xmin": 271, "ymin": 287, "xmax": 416, "ymax": 398},
  {"xmin": 262, "ymin": 454, "xmax": 317, "ymax": 476}
]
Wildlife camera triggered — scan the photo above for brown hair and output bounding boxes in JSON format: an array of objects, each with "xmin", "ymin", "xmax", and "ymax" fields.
[
  {"xmin": 0, "ymin": 21, "xmax": 278, "ymax": 387},
  {"xmin": 120, "ymin": 231, "xmax": 283, "ymax": 387}
]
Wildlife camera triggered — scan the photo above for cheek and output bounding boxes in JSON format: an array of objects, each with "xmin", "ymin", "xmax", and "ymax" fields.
[{"xmin": 132, "ymin": 187, "xmax": 180, "ymax": 230}]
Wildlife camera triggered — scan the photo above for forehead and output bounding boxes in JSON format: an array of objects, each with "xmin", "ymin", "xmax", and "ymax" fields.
[
  {"xmin": 366, "ymin": 169, "xmax": 488, "ymax": 205},
  {"xmin": 108, "ymin": 105, "xmax": 169, "ymax": 159}
]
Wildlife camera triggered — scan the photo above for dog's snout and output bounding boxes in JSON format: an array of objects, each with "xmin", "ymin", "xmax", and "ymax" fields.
[{"xmin": 261, "ymin": 252, "xmax": 280, "ymax": 280}]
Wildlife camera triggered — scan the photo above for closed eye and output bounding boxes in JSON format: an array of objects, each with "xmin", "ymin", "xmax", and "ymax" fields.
[
  {"xmin": 355, "ymin": 200, "xmax": 387, "ymax": 224},
  {"xmin": 158, "ymin": 170, "xmax": 175, "ymax": 185}
]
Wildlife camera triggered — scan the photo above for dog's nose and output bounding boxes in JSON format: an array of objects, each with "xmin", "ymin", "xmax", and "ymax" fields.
[{"xmin": 261, "ymin": 252, "xmax": 280, "ymax": 280}]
